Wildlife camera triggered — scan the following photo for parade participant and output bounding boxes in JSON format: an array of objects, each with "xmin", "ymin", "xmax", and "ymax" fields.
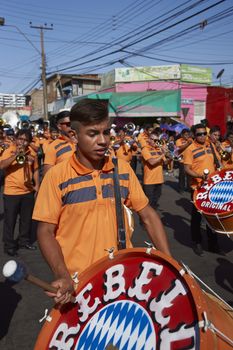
[
  {"xmin": 43, "ymin": 110, "xmax": 76, "ymax": 176},
  {"xmin": 183, "ymin": 124, "xmax": 222, "ymax": 256},
  {"xmin": 220, "ymin": 130, "xmax": 233, "ymax": 168},
  {"xmin": 208, "ymin": 126, "xmax": 222, "ymax": 169},
  {"xmin": 33, "ymin": 98, "xmax": 171, "ymax": 305},
  {"xmin": 137, "ymin": 123, "xmax": 153, "ymax": 148},
  {"xmin": 175, "ymin": 128, "xmax": 192, "ymax": 193},
  {"xmin": 114, "ymin": 128, "xmax": 137, "ymax": 163},
  {"xmin": 141, "ymin": 131, "xmax": 167, "ymax": 210},
  {"xmin": 0, "ymin": 129, "xmax": 39, "ymax": 257}
]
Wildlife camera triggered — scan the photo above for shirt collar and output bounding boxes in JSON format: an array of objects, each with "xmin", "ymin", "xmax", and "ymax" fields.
[{"xmin": 70, "ymin": 153, "xmax": 114, "ymax": 175}]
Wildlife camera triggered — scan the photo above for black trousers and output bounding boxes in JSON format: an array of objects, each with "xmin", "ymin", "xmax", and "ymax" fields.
[
  {"xmin": 190, "ymin": 190, "xmax": 218, "ymax": 245},
  {"xmin": 130, "ymin": 155, "xmax": 137, "ymax": 173},
  {"xmin": 178, "ymin": 162, "xmax": 189, "ymax": 191},
  {"xmin": 3, "ymin": 192, "xmax": 34, "ymax": 250},
  {"xmin": 143, "ymin": 184, "xmax": 162, "ymax": 210}
]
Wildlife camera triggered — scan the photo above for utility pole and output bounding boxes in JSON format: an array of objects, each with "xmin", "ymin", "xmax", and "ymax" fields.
[{"xmin": 30, "ymin": 23, "xmax": 53, "ymax": 120}]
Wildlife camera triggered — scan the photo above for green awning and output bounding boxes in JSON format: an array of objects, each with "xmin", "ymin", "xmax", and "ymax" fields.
[{"xmin": 87, "ymin": 90, "xmax": 180, "ymax": 117}]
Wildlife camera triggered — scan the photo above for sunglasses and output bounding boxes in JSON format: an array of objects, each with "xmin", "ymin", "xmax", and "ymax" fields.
[
  {"xmin": 196, "ymin": 132, "xmax": 207, "ymax": 137},
  {"xmin": 59, "ymin": 122, "xmax": 71, "ymax": 127}
]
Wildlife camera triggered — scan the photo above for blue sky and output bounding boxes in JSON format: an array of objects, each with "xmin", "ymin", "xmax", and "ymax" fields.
[{"xmin": 0, "ymin": 0, "xmax": 233, "ymax": 93}]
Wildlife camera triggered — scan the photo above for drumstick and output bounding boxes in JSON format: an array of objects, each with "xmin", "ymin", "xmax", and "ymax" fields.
[{"xmin": 2, "ymin": 260, "xmax": 75, "ymax": 302}]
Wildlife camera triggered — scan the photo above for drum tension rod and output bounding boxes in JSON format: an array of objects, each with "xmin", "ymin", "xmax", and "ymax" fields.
[
  {"xmin": 179, "ymin": 262, "xmax": 194, "ymax": 278},
  {"xmin": 199, "ymin": 312, "xmax": 233, "ymax": 346},
  {"xmin": 144, "ymin": 241, "xmax": 155, "ymax": 255},
  {"xmin": 39, "ymin": 309, "xmax": 52, "ymax": 323},
  {"xmin": 105, "ymin": 247, "xmax": 115, "ymax": 260}
]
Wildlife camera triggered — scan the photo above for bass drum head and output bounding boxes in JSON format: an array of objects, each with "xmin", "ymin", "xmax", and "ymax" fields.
[
  {"xmin": 34, "ymin": 248, "xmax": 219, "ymax": 349},
  {"xmin": 194, "ymin": 168, "xmax": 233, "ymax": 234}
]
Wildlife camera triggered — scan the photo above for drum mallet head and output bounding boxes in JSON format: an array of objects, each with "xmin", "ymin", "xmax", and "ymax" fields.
[
  {"xmin": 203, "ymin": 168, "xmax": 210, "ymax": 181},
  {"xmin": 2, "ymin": 260, "xmax": 57, "ymax": 294},
  {"xmin": 2, "ymin": 260, "xmax": 28, "ymax": 283}
]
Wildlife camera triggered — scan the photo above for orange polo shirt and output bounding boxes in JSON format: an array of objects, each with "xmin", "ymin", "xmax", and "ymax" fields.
[
  {"xmin": 141, "ymin": 145, "xmax": 164, "ymax": 185},
  {"xmin": 138, "ymin": 132, "xmax": 149, "ymax": 148},
  {"xmin": 33, "ymin": 154, "xmax": 148, "ymax": 275},
  {"xmin": 0, "ymin": 144, "xmax": 38, "ymax": 195},
  {"xmin": 175, "ymin": 138, "xmax": 193, "ymax": 163},
  {"xmin": 183, "ymin": 141, "xmax": 215, "ymax": 189},
  {"xmin": 44, "ymin": 136, "xmax": 76, "ymax": 166}
]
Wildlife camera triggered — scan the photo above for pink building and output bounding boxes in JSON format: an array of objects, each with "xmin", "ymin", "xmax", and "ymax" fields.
[
  {"xmin": 100, "ymin": 65, "xmax": 211, "ymax": 126},
  {"xmin": 102, "ymin": 81, "xmax": 207, "ymax": 127}
]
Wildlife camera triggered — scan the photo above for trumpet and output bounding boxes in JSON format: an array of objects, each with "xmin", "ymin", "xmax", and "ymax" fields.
[{"xmin": 16, "ymin": 149, "xmax": 28, "ymax": 165}]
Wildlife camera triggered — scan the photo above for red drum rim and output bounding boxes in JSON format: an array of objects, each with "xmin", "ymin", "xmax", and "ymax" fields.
[{"xmin": 34, "ymin": 248, "xmax": 215, "ymax": 350}]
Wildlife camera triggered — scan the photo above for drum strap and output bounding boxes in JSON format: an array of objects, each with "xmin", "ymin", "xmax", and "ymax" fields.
[
  {"xmin": 209, "ymin": 142, "xmax": 221, "ymax": 170},
  {"xmin": 112, "ymin": 157, "xmax": 126, "ymax": 250}
]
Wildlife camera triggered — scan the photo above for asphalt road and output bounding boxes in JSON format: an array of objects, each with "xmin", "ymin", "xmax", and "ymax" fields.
[{"xmin": 0, "ymin": 170, "xmax": 233, "ymax": 350}]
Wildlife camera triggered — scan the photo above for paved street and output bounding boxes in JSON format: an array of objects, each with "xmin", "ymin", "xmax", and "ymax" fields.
[{"xmin": 0, "ymin": 171, "xmax": 233, "ymax": 350}]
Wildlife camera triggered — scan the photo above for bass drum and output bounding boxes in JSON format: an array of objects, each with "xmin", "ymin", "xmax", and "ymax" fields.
[
  {"xmin": 193, "ymin": 168, "xmax": 233, "ymax": 234},
  {"xmin": 34, "ymin": 248, "xmax": 233, "ymax": 350}
]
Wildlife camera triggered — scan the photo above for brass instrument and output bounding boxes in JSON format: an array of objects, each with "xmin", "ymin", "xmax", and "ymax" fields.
[
  {"xmin": 219, "ymin": 149, "xmax": 231, "ymax": 161},
  {"xmin": 16, "ymin": 150, "xmax": 27, "ymax": 165},
  {"xmin": 124, "ymin": 123, "xmax": 136, "ymax": 133},
  {"xmin": 0, "ymin": 118, "xmax": 5, "ymax": 127},
  {"xmin": 0, "ymin": 143, "xmax": 8, "ymax": 153}
]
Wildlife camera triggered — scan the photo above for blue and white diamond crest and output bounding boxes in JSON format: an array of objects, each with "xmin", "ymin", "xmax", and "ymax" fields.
[
  {"xmin": 209, "ymin": 181, "xmax": 233, "ymax": 204},
  {"xmin": 75, "ymin": 300, "xmax": 156, "ymax": 350}
]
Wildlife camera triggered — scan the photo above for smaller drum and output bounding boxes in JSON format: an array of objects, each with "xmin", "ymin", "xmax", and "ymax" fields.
[
  {"xmin": 34, "ymin": 248, "xmax": 233, "ymax": 350},
  {"xmin": 193, "ymin": 168, "xmax": 233, "ymax": 234}
]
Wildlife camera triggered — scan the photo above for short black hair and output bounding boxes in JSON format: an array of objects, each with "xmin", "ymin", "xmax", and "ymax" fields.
[
  {"xmin": 181, "ymin": 128, "xmax": 189, "ymax": 135},
  {"xmin": 193, "ymin": 123, "xmax": 206, "ymax": 134},
  {"xmin": 70, "ymin": 98, "xmax": 109, "ymax": 126},
  {"xmin": 56, "ymin": 110, "xmax": 70, "ymax": 124},
  {"xmin": 209, "ymin": 125, "xmax": 220, "ymax": 134},
  {"xmin": 15, "ymin": 129, "xmax": 32, "ymax": 143}
]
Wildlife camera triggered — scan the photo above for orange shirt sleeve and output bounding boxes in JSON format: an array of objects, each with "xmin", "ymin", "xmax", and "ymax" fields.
[
  {"xmin": 122, "ymin": 161, "xmax": 149, "ymax": 212},
  {"xmin": 183, "ymin": 146, "xmax": 193, "ymax": 166},
  {"xmin": 44, "ymin": 142, "xmax": 57, "ymax": 166},
  {"xmin": 141, "ymin": 147, "xmax": 153, "ymax": 161},
  {"xmin": 33, "ymin": 167, "xmax": 62, "ymax": 224}
]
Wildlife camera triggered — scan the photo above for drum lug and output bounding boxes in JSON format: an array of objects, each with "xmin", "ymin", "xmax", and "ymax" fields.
[
  {"xmin": 39, "ymin": 308, "xmax": 52, "ymax": 323},
  {"xmin": 105, "ymin": 247, "xmax": 115, "ymax": 259},
  {"xmin": 144, "ymin": 241, "xmax": 155, "ymax": 254},
  {"xmin": 179, "ymin": 262, "xmax": 194, "ymax": 278},
  {"xmin": 199, "ymin": 311, "xmax": 212, "ymax": 332},
  {"xmin": 72, "ymin": 272, "xmax": 79, "ymax": 284}
]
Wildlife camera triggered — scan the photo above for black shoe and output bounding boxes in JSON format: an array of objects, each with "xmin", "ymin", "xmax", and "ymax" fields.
[
  {"xmin": 4, "ymin": 248, "xmax": 19, "ymax": 257},
  {"xmin": 19, "ymin": 244, "xmax": 37, "ymax": 251},
  {"xmin": 193, "ymin": 243, "xmax": 204, "ymax": 256},
  {"xmin": 208, "ymin": 243, "xmax": 225, "ymax": 255}
]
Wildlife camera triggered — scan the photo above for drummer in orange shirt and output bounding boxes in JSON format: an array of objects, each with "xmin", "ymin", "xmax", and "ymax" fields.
[
  {"xmin": 0, "ymin": 129, "xmax": 39, "ymax": 256},
  {"xmin": 183, "ymin": 124, "xmax": 223, "ymax": 256},
  {"xmin": 33, "ymin": 98, "xmax": 171, "ymax": 305}
]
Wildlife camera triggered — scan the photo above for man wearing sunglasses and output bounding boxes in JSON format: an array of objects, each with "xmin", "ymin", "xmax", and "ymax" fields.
[
  {"xmin": 43, "ymin": 110, "xmax": 76, "ymax": 176},
  {"xmin": 183, "ymin": 124, "xmax": 222, "ymax": 256}
]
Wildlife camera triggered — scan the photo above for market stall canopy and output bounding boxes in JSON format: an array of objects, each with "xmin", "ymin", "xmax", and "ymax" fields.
[{"xmin": 85, "ymin": 90, "xmax": 181, "ymax": 118}]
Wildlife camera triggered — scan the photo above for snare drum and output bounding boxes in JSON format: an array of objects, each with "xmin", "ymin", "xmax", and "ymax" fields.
[
  {"xmin": 34, "ymin": 248, "xmax": 233, "ymax": 350},
  {"xmin": 193, "ymin": 168, "xmax": 233, "ymax": 234}
]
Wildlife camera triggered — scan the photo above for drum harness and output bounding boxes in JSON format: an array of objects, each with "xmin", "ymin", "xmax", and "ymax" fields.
[
  {"xmin": 180, "ymin": 262, "xmax": 233, "ymax": 347},
  {"xmin": 112, "ymin": 157, "xmax": 126, "ymax": 250}
]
